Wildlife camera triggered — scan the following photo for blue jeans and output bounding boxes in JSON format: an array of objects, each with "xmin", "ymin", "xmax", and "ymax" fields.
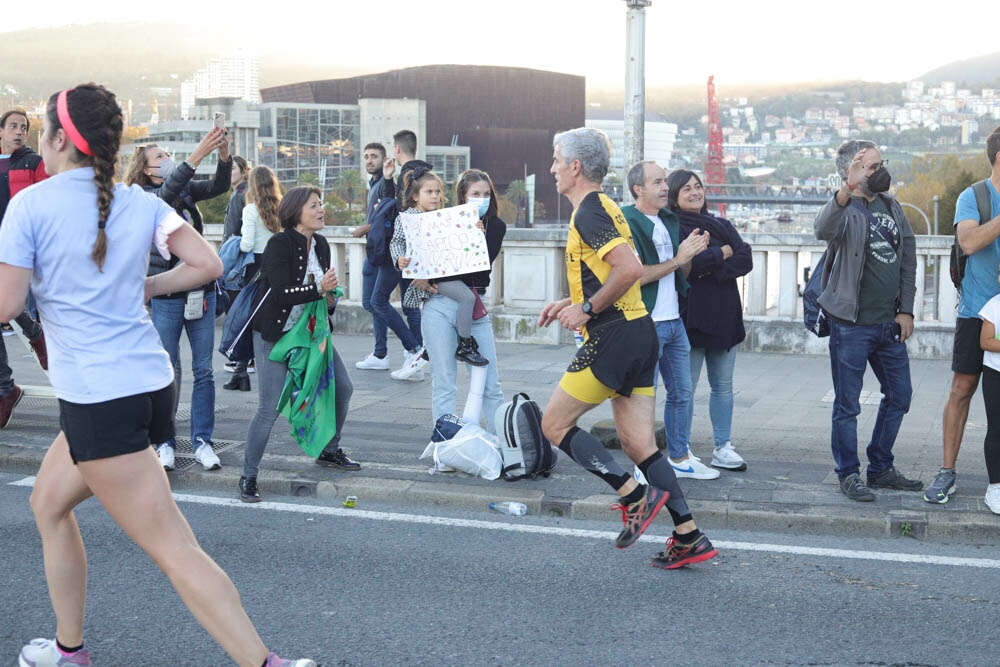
[
  {"xmin": 370, "ymin": 261, "xmax": 422, "ymax": 351},
  {"xmin": 242, "ymin": 331, "xmax": 354, "ymax": 478},
  {"xmin": 150, "ymin": 291, "xmax": 216, "ymax": 447},
  {"xmin": 829, "ymin": 320, "xmax": 911, "ymax": 478},
  {"xmin": 688, "ymin": 344, "xmax": 737, "ymax": 447},
  {"xmin": 361, "ymin": 258, "xmax": 388, "ymax": 357},
  {"xmin": 655, "ymin": 318, "xmax": 693, "ymax": 460},
  {"xmin": 422, "ymin": 294, "xmax": 504, "ymax": 433}
]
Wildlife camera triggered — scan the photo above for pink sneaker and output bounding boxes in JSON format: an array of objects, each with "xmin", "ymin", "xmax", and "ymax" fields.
[
  {"xmin": 19, "ymin": 638, "xmax": 91, "ymax": 667},
  {"xmin": 265, "ymin": 653, "xmax": 317, "ymax": 667}
]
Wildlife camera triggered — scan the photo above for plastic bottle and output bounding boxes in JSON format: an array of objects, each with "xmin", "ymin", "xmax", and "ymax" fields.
[
  {"xmin": 489, "ymin": 501, "xmax": 528, "ymax": 516},
  {"xmin": 573, "ymin": 327, "xmax": 585, "ymax": 348}
]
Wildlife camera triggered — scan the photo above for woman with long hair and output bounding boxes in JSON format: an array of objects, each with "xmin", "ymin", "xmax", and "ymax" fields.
[
  {"xmin": 224, "ymin": 166, "xmax": 283, "ymax": 391},
  {"xmin": 418, "ymin": 169, "xmax": 506, "ymax": 433},
  {"xmin": 667, "ymin": 169, "xmax": 753, "ymax": 473},
  {"xmin": 124, "ymin": 127, "xmax": 232, "ymax": 472},
  {"xmin": 1, "ymin": 83, "xmax": 313, "ymax": 667},
  {"xmin": 239, "ymin": 185, "xmax": 360, "ymax": 503}
]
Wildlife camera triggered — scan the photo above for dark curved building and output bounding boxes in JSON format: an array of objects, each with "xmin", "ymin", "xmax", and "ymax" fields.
[{"xmin": 261, "ymin": 64, "xmax": 585, "ymax": 223}]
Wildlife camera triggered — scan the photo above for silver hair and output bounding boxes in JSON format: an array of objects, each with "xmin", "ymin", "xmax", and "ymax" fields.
[
  {"xmin": 835, "ymin": 139, "xmax": 878, "ymax": 179},
  {"xmin": 626, "ymin": 160, "xmax": 659, "ymax": 199},
  {"xmin": 553, "ymin": 127, "xmax": 611, "ymax": 184}
]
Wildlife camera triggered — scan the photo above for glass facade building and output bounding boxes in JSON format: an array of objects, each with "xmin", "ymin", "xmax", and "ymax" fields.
[{"xmin": 258, "ymin": 104, "xmax": 360, "ymax": 188}]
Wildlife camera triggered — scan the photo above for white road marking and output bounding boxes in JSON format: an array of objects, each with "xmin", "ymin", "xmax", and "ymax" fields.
[{"xmin": 10, "ymin": 477, "xmax": 999, "ymax": 570}]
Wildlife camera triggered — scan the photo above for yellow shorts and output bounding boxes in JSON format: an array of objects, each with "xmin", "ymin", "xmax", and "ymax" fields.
[{"xmin": 559, "ymin": 366, "xmax": 655, "ymax": 405}]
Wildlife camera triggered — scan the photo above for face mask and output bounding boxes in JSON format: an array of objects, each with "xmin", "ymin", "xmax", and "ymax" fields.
[
  {"xmin": 155, "ymin": 157, "xmax": 176, "ymax": 180},
  {"xmin": 866, "ymin": 168, "xmax": 891, "ymax": 194},
  {"xmin": 468, "ymin": 196, "xmax": 490, "ymax": 218}
]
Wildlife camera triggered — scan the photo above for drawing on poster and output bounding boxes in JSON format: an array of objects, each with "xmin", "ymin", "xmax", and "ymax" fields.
[{"xmin": 398, "ymin": 202, "xmax": 490, "ymax": 280}]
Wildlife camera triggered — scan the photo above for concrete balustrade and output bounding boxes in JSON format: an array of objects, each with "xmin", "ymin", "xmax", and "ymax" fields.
[{"xmin": 204, "ymin": 224, "xmax": 960, "ymax": 358}]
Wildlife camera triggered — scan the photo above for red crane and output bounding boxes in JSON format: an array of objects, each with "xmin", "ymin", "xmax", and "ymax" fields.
[{"xmin": 705, "ymin": 75, "xmax": 727, "ymax": 216}]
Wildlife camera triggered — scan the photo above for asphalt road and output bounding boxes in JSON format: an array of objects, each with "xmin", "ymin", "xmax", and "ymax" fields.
[{"xmin": 2, "ymin": 472, "xmax": 997, "ymax": 667}]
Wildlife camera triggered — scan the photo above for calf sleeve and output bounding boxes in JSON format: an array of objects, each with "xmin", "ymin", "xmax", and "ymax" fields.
[
  {"xmin": 638, "ymin": 451, "xmax": 691, "ymax": 522},
  {"xmin": 558, "ymin": 426, "xmax": 631, "ymax": 490}
]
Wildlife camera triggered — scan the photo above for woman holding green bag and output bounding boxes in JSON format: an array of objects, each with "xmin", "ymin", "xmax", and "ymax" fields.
[{"xmin": 239, "ymin": 185, "xmax": 360, "ymax": 503}]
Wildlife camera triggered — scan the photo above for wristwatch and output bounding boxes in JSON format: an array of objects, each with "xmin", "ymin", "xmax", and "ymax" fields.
[{"xmin": 581, "ymin": 299, "xmax": 593, "ymax": 316}]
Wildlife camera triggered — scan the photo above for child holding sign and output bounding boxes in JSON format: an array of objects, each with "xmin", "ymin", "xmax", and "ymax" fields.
[{"xmin": 390, "ymin": 167, "xmax": 489, "ymax": 367}]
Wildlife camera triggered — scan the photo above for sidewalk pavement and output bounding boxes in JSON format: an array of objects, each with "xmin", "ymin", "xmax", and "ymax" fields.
[{"xmin": 0, "ymin": 327, "xmax": 998, "ymax": 545}]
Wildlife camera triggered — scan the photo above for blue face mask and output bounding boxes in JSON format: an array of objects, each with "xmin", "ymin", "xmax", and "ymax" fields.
[{"xmin": 468, "ymin": 196, "xmax": 490, "ymax": 218}]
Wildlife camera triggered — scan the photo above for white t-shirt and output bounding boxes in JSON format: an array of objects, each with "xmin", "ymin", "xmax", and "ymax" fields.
[
  {"xmin": 0, "ymin": 167, "xmax": 184, "ymax": 403},
  {"xmin": 979, "ymin": 294, "xmax": 1000, "ymax": 373},
  {"xmin": 647, "ymin": 214, "xmax": 680, "ymax": 321}
]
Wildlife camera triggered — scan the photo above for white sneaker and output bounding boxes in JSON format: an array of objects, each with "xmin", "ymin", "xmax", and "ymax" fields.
[
  {"xmin": 355, "ymin": 353, "xmax": 390, "ymax": 370},
  {"xmin": 392, "ymin": 348, "xmax": 428, "ymax": 380},
  {"xmin": 194, "ymin": 439, "xmax": 221, "ymax": 471},
  {"xmin": 711, "ymin": 441, "xmax": 747, "ymax": 471},
  {"xmin": 668, "ymin": 452, "xmax": 721, "ymax": 480},
  {"xmin": 19, "ymin": 637, "xmax": 91, "ymax": 666},
  {"xmin": 391, "ymin": 367, "xmax": 425, "ymax": 381},
  {"xmin": 156, "ymin": 443, "xmax": 175, "ymax": 471},
  {"xmin": 986, "ymin": 484, "xmax": 1000, "ymax": 515}
]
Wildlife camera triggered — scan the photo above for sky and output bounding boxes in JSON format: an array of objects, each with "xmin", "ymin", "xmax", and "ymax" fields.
[{"xmin": 3, "ymin": 0, "xmax": 996, "ymax": 87}]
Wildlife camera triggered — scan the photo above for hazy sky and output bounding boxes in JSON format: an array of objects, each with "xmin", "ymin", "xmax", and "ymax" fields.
[{"xmin": 5, "ymin": 0, "xmax": 995, "ymax": 86}]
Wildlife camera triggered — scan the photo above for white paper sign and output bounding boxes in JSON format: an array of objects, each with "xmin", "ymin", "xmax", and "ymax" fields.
[{"xmin": 398, "ymin": 203, "xmax": 491, "ymax": 280}]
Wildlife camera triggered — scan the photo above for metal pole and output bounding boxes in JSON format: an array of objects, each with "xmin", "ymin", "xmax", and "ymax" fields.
[
  {"xmin": 932, "ymin": 195, "xmax": 940, "ymax": 235},
  {"xmin": 623, "ymin": 0, "xmax": 650, "ymax": 204}
]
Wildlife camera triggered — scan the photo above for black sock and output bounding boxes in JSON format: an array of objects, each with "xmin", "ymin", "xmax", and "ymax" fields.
[
  {"xmin": 374, "ymin": 353, "xmax": 386, "ymax": 359},
  {"xmin": 56, "ymin": 640, "xmax": 83, "ymax": 654},
  {"xmin": 261, "ymin": 659, "xmax": 268, "ymax": 667},
  {"xmin": 558, "ymin": 426, "xmax": 631, "ymax": 490},
  {"xmin": 620, "ymin": 484, "xmax": 645, "ymax": 506},
  {"xmin": 674, "ymin": 528, "xmax": 702, "ymax": 544},
  {"xmin": 667, "ymin": 508, "xmax": 693, "ymax": 525},
  {"xmin": 638, "ymin": 451, "xmax": 691, "ymax": 520}
]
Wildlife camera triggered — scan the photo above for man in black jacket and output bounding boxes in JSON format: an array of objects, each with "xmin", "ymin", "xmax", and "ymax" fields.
[{"xmin": 0, "ymin": 109, "xmax": 48, "ymax": 427}]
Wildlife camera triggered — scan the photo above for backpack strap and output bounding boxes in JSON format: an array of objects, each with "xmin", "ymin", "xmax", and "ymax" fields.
[{"xmin": 972, "ymin": 179, "xmax": 992, "ymax": 226}]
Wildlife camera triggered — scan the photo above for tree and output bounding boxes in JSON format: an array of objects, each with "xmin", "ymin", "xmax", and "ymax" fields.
[
  {"xmin": 324, "ymin": 192, "xmax": 362, "ymax": 226},
  {"xmin": 333, "ymin": 168, "xmax": 366, "ymax": 213},
  {"xmin": 505, "ymin": 179, "xmax": 528, "ymax": 227}
]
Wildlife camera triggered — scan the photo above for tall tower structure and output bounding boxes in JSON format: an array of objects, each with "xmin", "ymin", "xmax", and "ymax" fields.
[{"xmin": 705, "ymin": 75, "xmax": 726, "ymax": 215}]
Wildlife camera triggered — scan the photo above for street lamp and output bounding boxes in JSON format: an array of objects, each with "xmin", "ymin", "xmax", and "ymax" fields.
[
  {"xmin": 623, "ymin": 0, "xmax": 651, "ymax": 204},
  {"xmin": 899, "ymin": 202, "xmax": 931, "ymax": 234}
]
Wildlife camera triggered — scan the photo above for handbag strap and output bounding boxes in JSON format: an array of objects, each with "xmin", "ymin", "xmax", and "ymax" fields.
[{"xmin": 225, "ymin": 287, "xmax": 271, "ymax": 357}]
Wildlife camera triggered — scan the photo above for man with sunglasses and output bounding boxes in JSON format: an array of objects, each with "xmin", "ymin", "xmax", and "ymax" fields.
[{"xmin": 814, "ymin": 140, "xmax": 920, "ymax": 502}]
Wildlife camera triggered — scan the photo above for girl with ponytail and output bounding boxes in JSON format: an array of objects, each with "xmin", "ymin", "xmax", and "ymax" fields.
[{"xmin": 0, "ymin": 83, "xmax": 315, "ymax": 667}]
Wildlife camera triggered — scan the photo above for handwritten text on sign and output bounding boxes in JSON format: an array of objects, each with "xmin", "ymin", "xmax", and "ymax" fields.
[{"xmin": 398, "ymin": 203, "xmax": 490, "ymax": 279}]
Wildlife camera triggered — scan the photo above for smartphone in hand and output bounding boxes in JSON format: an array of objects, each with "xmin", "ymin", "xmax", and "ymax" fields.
[
  {"xmin": 213, "ymin": 112, "xmax": 226, "ymax": 130},
  {"xmin": 891, "ymin": 321, "xmax": 902, "ymax": 342}
]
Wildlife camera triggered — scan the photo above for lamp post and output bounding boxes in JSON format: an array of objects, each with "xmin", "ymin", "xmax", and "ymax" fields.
[{"xmin": 623, "ymin": 0, "xmax": 651, "ymax": 204}]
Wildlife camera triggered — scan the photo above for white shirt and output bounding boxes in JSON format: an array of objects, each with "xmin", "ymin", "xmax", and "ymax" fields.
[
  {"xmin": 0, "ymin": 167, "xmax": 183, "ymax": 403},
  {"xmin": 979, "ymin": 295, "xmax": 1000, "ymax": 373},
  {"xmin": 647, "ymin": 214, "xmax": 680, "ymax": 321}
]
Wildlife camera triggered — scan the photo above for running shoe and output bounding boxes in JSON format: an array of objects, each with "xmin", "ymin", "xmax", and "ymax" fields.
[
  {"xmin": 923, "ymin": 468, "xmax": 957, "ymax": 504},
  {"xmin": 612, "ymin": 484, "xmax": 669, "ymax": 549},
  {"xmin": 18, "ymin": 638, "xmax": 91, "ymax": 666},
  {"xmin": 711, "ymin": 441, "xmax": 747, "ymax": 471},
  {"xmin": 651, "ymin": 533, "xmax": 719, "ymax": 570},
  {"xmin": 239, "ymin": 476, "xmax": 261, "ymax": 503},
  {"xmin": 867, "ymin": 466, "xmax": 923, "ymax": 491}
]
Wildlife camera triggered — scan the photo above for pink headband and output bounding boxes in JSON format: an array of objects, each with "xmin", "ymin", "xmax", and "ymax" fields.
[{"xmin": 57, "ymin": 90, "xmax": 93, "ymax": 156}]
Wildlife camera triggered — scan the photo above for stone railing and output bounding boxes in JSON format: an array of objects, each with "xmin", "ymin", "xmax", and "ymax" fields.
[{"xmin": 205, "ymin": 225, "xmax": 958, "ymax": 358}]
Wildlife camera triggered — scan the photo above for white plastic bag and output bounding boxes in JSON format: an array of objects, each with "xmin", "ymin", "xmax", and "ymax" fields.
[{"xmin": 420, "ymin": 423, "xmax": 503, "ymax": 480}]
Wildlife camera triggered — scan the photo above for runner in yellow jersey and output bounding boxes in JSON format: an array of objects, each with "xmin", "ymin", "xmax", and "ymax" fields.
[{"xmin": 537, "ymin": 128, "xmax": 717, "ymax": 568}]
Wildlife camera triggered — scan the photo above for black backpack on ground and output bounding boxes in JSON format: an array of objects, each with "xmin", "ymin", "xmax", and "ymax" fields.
[{"xmin": 950, "ymin": 180, "xmax": 992, "ymax": 293}]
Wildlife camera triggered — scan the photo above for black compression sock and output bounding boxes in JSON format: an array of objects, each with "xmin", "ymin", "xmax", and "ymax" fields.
[
  {"xmin": 620, "ymin": 484, "xmax": 645, "ymax": 506},
  {"xmin": 56, "ymin": 640, "xmax": 84, "ymax": 654}
]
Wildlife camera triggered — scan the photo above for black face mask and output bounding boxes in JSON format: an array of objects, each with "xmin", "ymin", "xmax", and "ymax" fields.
[{"xmin": 867, "ymin": 168, "xmax": 892, "ymax": 193}]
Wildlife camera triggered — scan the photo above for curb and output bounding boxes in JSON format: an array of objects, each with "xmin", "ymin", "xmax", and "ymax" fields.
[{"xmin": 3, "ymin": 447, "xmax": 997, "ymax": 545}]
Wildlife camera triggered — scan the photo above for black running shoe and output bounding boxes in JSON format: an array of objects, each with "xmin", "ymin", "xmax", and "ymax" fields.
[
  {"xmin": 651, "ymin": 533, "xmax": 719, "ymax": 570},
  {"xmin": 239, "ymin": 476, "xmax": 261, "ymax": 503},
  {"xmin": 868, "ymin": 467, "xmax": 923, "ymax": 491},
  {"xmin": 315, "ymin": 448, "xmax": 361, "ymax": 471},
  {"xmin": 612, "ymin": 484, "xmax": 669, "ymax": 549}
]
